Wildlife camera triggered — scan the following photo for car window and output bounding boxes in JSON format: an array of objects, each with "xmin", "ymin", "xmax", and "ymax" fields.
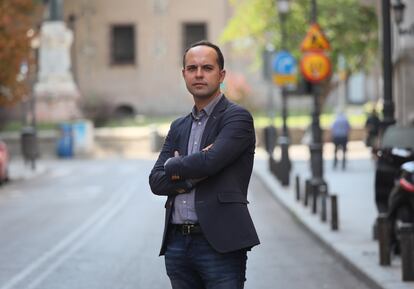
[{"xmin": 381, "ymin": 126, "xmax": 414, "ymax": 149}]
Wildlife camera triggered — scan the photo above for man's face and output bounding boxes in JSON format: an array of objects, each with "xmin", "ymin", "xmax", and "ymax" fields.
[{"xmin": 182, "ymin": 46, "xmax": 225, "ymax": 100}]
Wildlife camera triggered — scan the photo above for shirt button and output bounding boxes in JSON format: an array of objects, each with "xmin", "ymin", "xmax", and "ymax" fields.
[
  {"xmin": 194, "ymin": 142, "xmax": 197, "ymax": 145},
  {"xmin": 198, "ymin": 122, "xmax": 201, "ymax": 125},
  {"xmin": 183, "ymin": 201, "xmax": 186, "ymax": 204}
]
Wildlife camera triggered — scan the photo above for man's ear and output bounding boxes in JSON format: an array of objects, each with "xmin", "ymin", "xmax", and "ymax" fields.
[
  {"xmin": 220, "ymin": 69, "xmax": 226, "ymax": 82},
  {"xmin": 182, "ymin": 69, "xmax": 185, "ymax": 78}
]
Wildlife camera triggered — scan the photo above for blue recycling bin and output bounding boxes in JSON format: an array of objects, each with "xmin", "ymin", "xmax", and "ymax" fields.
[{"xmin": 56, "ymin": 123, "xmax": 73, "ymax": 158}]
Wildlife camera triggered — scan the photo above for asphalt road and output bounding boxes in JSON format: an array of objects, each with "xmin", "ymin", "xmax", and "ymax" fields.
[{"xmin": 0, "ymin": 159, "xmax": 373, "ymax": 289}]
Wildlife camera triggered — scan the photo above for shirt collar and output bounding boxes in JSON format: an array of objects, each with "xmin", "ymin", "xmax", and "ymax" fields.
[{"xmin": 191, "ymin": 94, "xmax": 223, "ymax": 120}]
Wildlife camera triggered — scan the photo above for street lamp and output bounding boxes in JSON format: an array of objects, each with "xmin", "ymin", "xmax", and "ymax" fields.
[
  {"xmin": 278, "ymin": 0, "xmax": 290, "ymax": 15},
  {"xmin": 276, "ymin": 0, "xmax": 291, "ymax": 186},
  {"xmin": 392, "ymin": 0, "xmax": 405, "ymax": 27}
]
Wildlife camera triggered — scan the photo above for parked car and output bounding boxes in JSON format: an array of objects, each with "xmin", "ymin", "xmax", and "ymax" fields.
[{"xmin": 0, "ymin": 139, "xmax": 9, "ymax": 184}]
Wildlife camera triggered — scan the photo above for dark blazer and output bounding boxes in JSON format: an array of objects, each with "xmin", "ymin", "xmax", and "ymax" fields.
[{"xmin": 149, "ymin": 96, "xmax": 260, "ymax": 255}]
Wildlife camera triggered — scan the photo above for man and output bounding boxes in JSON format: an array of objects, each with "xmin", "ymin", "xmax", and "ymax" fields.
[
  {"xmin": 149, "ymin": 41, "xmax": 259, "ymax": 289},
  {"xmin": 331, "ymin": 112, "xmax": 351, "ymax": 170},
  {"xmin": 365, "ymin": 109, "xmax": 380, "ymax": 148}
]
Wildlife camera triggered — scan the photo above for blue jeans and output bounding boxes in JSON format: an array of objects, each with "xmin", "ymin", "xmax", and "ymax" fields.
[{"xmin": 164, "ymin": 228, "xmax": 247, "ymax": 289}]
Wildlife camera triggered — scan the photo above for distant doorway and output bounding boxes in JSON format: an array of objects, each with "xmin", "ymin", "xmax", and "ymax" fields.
[{"xmin": 113, "ymin": 104, "xmax": 136, "ymax": 119}]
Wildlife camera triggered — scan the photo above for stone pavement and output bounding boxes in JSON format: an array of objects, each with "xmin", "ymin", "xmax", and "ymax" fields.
[{"xmin": 253, "ymin": 141, "xmax": 414, "ymax": 289}]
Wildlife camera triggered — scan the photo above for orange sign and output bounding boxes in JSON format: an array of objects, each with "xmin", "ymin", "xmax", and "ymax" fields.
[
  {"xmin": 300, "ymin": 52, "xmax": 331, "ymax": 83},
  {"xmin": 300, "ymin": 23, "xmax": 331, "ymax": 52}
]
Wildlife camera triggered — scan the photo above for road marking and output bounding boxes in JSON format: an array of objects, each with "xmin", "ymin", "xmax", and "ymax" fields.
[{"xmin": 0, "ymin": 181, "xmax": 136, "ymax": 289}]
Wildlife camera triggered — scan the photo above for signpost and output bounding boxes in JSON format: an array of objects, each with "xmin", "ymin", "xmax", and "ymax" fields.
[
  {"xmin": 271, "ymin": 50, "xmax": 297, "ymax": 186},
  {"xmin": 299, "ymin": 19, "xmax": 331, "ymax": 211}
]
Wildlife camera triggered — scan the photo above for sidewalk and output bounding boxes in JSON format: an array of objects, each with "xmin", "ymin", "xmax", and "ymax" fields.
[
  {"xmin": 253, "ymin": 141, "xmax": 414, "ymax": 289},
  {"xmin": 7, "ymin": 158, "xmax": 48, "ymax": 182}
]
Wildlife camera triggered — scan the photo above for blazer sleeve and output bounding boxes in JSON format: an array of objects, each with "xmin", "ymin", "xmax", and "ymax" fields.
[
  {"xmin": 149, "ymin": 121, "xmax": 192, "ymax": 196},
  {"xmin": 164, "ymin": 106, "xmax": 255, "ymax": 180}
]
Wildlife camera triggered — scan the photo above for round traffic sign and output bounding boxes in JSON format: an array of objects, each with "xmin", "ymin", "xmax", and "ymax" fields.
[
  {"xmin": 272, "ymin": 51, "xmax": 296, "ymax": 75},
  {"xmin": 300, "ymin": 52, "xmax": 331, "ymax": 83}
]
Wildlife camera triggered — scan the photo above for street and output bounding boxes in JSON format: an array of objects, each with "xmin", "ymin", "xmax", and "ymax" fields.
[{"xmin": 0, "ymin": 158, "xmax": 372, "ymax": 289}]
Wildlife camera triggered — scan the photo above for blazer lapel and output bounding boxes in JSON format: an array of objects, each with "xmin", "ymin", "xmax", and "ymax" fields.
[{"xmin": 201, "ymin": 96, "xmax": 229, "ymax": 147}]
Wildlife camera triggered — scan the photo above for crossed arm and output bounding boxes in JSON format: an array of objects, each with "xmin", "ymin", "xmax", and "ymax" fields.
[{"xmin": 149, "ymin": 109, "xmax": 255, "ymax": 196}]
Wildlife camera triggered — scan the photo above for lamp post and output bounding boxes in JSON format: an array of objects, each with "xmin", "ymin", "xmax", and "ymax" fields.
[
  {"xmin": 381, "ymin": 0, "xmax": 395, "ymax": 128},
  {"xmin": 277, "ymin": 0, "xmax": 291, "ymax": 186}
]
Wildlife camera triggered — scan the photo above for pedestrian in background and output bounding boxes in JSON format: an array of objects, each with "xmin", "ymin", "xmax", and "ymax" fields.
[
  {"xmin": 149, "ymin": 40, "xmax": 259, "ymax": 289},
  {"xmin": 365, "ymin": 109, "xmax": 380, "ymax": 148},
  {"xmin": 331, "ymin": 112, "xmax": 351, "ymax": 170}
]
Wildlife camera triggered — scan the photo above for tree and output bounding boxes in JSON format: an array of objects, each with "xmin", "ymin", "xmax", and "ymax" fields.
[
  {"xmin": 221, "ymin": 0, "xmax": 378, "ymax": 98},
  {"xmin": 0, "ymin": 0, "xmax": 41, "ymax": 107}
]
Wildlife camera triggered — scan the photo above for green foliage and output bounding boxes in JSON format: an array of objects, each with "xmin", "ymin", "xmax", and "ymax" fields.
[
  {"xmin": 221, "ymin": 0, "xmax": 378, "ymax": 73},
  {"xmin": 0, "ymin": 0, "xmax": 41, "ymax": 107}
]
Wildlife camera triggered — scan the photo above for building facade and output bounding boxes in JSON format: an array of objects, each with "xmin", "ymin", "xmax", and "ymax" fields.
[
  {"xmin": 63, "ymin": 0, "xmax": 238, "ymax": 116},
  {"xmin": 391, "ymin": 1, "xmax": 414, "ymax": 126}
]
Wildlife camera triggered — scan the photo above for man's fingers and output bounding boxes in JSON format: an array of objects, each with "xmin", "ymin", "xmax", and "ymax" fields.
[
  {"xmin": 202, "ymin": 144, "xmax": 213, "ymax": 152},
  {"xmin": 171, "ymin": 175, "xmax": 180, "ymax": 181}
]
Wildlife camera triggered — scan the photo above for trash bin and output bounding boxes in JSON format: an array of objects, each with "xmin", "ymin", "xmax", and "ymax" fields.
[
  {"xmin": 72, "ymin": 120, "xmax": 94, "ymax": 156},
  {"xmin": 56, "ymin": 123, "xmax": 74, "ymax": 158},
  {"xmin": 20, "ymin": 126, "xmax": 39, "ymax": 168}
]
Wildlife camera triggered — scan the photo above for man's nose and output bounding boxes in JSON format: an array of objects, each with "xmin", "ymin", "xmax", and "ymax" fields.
[{"xmin": 195, "ymin": 67, "xmax": 203, "ymax": 77}]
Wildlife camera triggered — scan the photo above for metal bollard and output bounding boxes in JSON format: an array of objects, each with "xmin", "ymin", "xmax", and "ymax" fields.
[
  {"xmin": 319, "ymin": 183, "xmax": 328, "ymax": 222},
  {"xmin": 399, "ymin": 223, "xmax": 414, "ymax": 281},
  {"xmin": 330, "ymin": 195, "xmax": 339, "ymax": 231},
  {"xmin": 377, "ymin": 214, "xmax": 391, "ymax": 266},
  {"xmin": 304, "ymin": 179, "xmax": 310, "ymax": 207},
  {"xmin": 295, "ymin": 175, "xmax": 301, "ymax": 201},
  {"xmin": 312, "ymin": 183, "xmax": 318, "ymax": 214},
  {"xmin": 321, "ymin": 194, "xmax": 327, "ymax": 222}
]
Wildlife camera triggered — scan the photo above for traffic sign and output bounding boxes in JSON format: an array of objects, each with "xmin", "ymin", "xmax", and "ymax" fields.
[
  {"xmin": 300, "ymin": 23, "xmax": 331, "ymax": 52},
  {"xmin": 300, "ymin": 52, "xmax": 331, "ymax": 83},
  {"xmin": 272, "ymin": 51, "xmax": 297, "ymax": 86}
]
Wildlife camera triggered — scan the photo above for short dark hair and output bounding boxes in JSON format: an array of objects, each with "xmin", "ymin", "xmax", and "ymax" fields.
[{"xmin": 182, "ymin": 40, "xmax": 224, "ymax": 70}]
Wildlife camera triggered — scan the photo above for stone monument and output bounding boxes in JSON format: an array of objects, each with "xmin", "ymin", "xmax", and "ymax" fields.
[{"xmin": 34, "ymin": 0, "xmax": 81, "ymax": 122}]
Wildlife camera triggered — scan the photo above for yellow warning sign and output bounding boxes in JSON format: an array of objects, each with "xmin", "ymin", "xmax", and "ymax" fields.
[{"xmin": 300, "ymin": 23, "xmax": 331, "ymax": 52}]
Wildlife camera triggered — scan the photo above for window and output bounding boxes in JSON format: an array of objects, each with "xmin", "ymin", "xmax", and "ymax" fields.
[
  {"xmin": 182, "ymin": 23, "xmax": 207, "ymax": 54},
  {"xmin": 111, "ymin": 25, "xmax": 136, "ymax": 65}
]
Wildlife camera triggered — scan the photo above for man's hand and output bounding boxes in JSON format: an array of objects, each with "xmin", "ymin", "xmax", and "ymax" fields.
[
  {"xmin": 202, "ymin": 143, "xmax": 213, "ymax": 152},
  {"xmin": 167, "ymin": 147, "xmax": 211, "ymax": 186},
  {"xmin": 170, "ymin": 150, "xmax": 181, "ymax": 181}
]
